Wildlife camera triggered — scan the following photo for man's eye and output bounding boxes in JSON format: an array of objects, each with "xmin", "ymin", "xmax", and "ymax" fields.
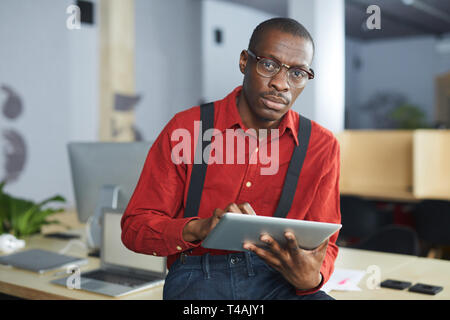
[
  {"xmin": 291, "ymin": 69, "xmax": 308, "ymax": 79},
  {"xmin": 262, "ymin": 60, "xmax": 277, "ymax": 71}
]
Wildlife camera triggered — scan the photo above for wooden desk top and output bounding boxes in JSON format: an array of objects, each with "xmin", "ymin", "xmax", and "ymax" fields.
[
  {"xmin": 330, "ymin": 248, "xmax": 450, "ymax": 300},
  {"xmin": 1, "ymin": 211, "xmax": 449, "ymax": 300},
  {"xmin": 0, "ymin": 227, "xmax": 163, "ymax": 300},
  {"xmin": 340, "ymin": 187, "xmax": 419, "ymax": 202}
]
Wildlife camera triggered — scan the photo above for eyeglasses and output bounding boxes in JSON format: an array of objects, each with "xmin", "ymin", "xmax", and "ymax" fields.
[{"xmin": 247, "ymin": 50, "xmax": 314, "ymax": 88}]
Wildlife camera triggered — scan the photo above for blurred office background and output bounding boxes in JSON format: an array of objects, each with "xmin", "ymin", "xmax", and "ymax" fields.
[{"xmin": 0, "ymin": 0, "xmax": 449, "ymax": 257}]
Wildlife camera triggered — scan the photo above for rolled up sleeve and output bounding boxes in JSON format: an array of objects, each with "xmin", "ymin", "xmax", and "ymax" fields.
[
  {"xmin": 121, "ymin": 114, "xmax": 201, "ymax": 257},
  {"xmin": 296, "ymin": 138, "xmax": 341, "ymax": 295}
]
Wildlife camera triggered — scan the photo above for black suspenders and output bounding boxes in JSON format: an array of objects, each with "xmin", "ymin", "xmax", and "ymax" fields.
[
  {"xmin": 273, "ymin": 113, "xmax": 312, "ymax": 218},
  {"xmin": 184, "ymin": 102, "xmax": 215, "ymax": 218},
  {"xmin": 183, "ymin": 102, "xmax": 312, "ymax": 219}
]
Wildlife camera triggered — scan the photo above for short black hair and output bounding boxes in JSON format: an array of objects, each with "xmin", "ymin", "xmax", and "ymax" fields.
[{"xmin": 248, "ymin": 17, "xmax": 315, "ymax": 56}]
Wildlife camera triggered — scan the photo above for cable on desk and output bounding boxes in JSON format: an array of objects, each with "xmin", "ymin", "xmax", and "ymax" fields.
[{"xmin": 58, "ymin": 239, "xmax": 87, "ymax": 255}]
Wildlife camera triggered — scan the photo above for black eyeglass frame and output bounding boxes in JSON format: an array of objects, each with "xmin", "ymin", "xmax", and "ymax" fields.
[{"xmin": 247, "ymin": 49, "xmax": 315, "ymax": 82}]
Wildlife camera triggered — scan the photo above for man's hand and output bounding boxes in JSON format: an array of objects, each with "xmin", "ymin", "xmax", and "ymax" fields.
[
  {"xmin": 182, "ymin": 202, "xmax": 256, "ymax": 243},
  {"xmin": 243, "ymin": 232, "xmax": 329, "ymax": 291}
]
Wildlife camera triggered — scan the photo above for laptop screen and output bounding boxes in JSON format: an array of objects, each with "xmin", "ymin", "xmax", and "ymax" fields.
[{"xmin": 102, "ymin": 212, "xmax": 166, "ymax": 274}]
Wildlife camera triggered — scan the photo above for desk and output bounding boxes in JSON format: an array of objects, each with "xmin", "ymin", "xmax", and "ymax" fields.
[
  {"xmin": 0, "ymin": 227, "xmax": 163, "ymax": 300},
  {"xmin": 1, "ymin": 212, "xmax": 449, "ymax": 300},
  {"xmin": 330, "ymin": 249, "xmax": 450, "ymax": 300}
]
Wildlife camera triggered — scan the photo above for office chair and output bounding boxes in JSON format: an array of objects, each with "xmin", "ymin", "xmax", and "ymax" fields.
[
  {"xmin": 352, "ymin": 224, "xmax": 420, "ymax": 256},
  {"xmin": 413, "ymin": 200, "xmax": 450, "ymax": 257},
  {"xmin": 338, "ymin": 196, "xmax": 393, "ymax": 245}
]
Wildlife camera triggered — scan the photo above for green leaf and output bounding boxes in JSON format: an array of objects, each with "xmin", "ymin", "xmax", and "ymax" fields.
[
  {"xmin": 388, "ymin": 103, "xmax": 430, "ymax": 129},
  {"xmin": 36, "ymin": 195, "xmax": 66, "ymax": 208},
  {"xmin": 26, "ymin": 208, "xmax": 63, "ymax": 234},
  {"xmin": 9, "ymin": 197, "xmax": 35, "ymax": 234},
  {"xmin": 15, "ymin": 205, "xmax": 39, "ymax": 237},
  {"xmin": 0, "ymin": 181, "xmax": 10, "ymax": 233},
  {"xmin": 0, "ymin": 183, "xmax": 66, "ymax": 237}
]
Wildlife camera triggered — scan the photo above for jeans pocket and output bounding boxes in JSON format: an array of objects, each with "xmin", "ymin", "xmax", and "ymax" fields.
[
  {"xmin": 255, "ymin": 256, "xmax": 279, "ymax": 275},
  {"xmin": 163, "ymin": 265, "xmax": 194, "ymax": 300}
]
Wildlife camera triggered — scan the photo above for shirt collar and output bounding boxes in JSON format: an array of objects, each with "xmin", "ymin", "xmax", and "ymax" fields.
[{"xmin": 214, "ymin": 86, "xmax": 299, "ymax": 146}]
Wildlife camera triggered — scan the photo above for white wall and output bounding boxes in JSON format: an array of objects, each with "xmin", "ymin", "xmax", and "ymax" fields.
[
  {"xmin": 345, "ymin": 38, "xmax": 362, "ymax": 111},
  {"xmin": 0, "ymin": 0, "xmax": 203, "ymax": 207},
  {"xmin": 435, "ymin": 35, "xmax": 450, "ymax": 73},
  {"xmin": 0, "ymin": 0, "xmax": 204, "ymax": 205},
  {"xmin": 360, "ymin": 36, "xmax": 435, "ymax": 123},
  {"xmin": 0, "ymin": 0, "xmax": 71, "ymax": 204},
  {"xmin": 68, "ymin": 0, "xmax": 99, "ymax": 142},
  {"xmin": 0, "ymin": 0, "xmax": 98, "ymax": 207},
  {"xmin": 134, "ymin": 0, "xmax": 203, "ymax": 142},
  {"xmin": 202, "ymin": 0, "xmax": 347, "ymax": 134},
  {"xmin": 345, "ymin": 34, "xmax": 450, "ymax": 128},
  {"xmin": 135, "ymin": 0, "xmax": 277, "ymax": 140},
  {"xmin": 345, "ymin": 38, "xmax": 363, "ymax": 128},
  {"xmin": 288, "ymin": 0, "xmax": 346, "ymax": 133},
  {"xmin": 201, "ymin": 0, "xmax": 274, "ymax": 102}
]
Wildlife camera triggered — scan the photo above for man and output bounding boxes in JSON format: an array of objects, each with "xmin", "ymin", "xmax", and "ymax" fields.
[{"xmin": 121, "ymin": 17, "xmax": 341, "ymax": 300}]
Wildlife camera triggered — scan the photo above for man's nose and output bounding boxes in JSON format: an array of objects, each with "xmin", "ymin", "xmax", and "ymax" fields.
[{"xmin": 268, "ymin": 68, "xmax": 290, "ymax": 92}]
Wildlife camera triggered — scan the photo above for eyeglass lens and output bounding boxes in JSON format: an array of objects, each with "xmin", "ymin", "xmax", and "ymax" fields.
[{"xmin": 256, "ymin": 58, "xmax": 309, "ymax": 88}]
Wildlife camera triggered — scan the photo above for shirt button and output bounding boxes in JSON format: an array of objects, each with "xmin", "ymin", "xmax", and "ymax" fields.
[
  {"xmin": 246, "ymin": 181, "xmax": 252, "ymax": 188},
  {"xmin": 255, "ymin": 147, "xmax": 259, "ymax": 153},
  {"xmin": 176, "ymin": 246, "xmax": 182, "ymax": 251},
  {"xmin": 153, "ymin": 252, "xmax": 157, "ymax": 256}
]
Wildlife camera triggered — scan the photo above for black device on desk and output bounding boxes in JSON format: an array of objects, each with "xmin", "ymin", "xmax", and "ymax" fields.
[
  {"xmin": 408, "ymin": 283, "xmax": 443, "ymax": 295},
  {"xmin": 380, "ymin": 279, "xmax": 412, "ymax": 290},
  {"xmin": 381, "ymin": 279, "xmax": 443, "ymax": 295},
  {"xmin": 44, "ymin": 232, "xmax": 80, "ymax": 240}
]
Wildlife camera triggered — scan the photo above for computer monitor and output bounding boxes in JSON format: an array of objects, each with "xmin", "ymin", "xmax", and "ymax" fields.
[{"xmin": 67, "ymin": 142, "xmax": 153, "ymax": 224}]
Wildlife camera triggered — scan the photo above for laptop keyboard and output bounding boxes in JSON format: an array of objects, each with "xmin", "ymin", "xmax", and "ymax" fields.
[{"xmin": 82, "ymin": 269, "xmax": 160, "ymax": 288}]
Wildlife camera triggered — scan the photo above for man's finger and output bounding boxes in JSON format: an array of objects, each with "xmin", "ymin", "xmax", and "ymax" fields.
[
  {"xmin": 238, "ymin": 202, "xmax": 256, "ymax": 215},
  {"xmin": 243, "ymin": 242, "xmax": 282, "ymax": 270},
  {"xmin": 284, "ymin": 231, "xmax": 301, "ymax": 257},
  {"xmin": 213, "ymin": 208, "xmax": 226, "ymax": 219},
  {"xmin": 315, "ymin": 237, "xmax": 329, "ymax": 253},
  {"xmin": 225, "ymin": 202, "xmax": 243, "ymax": 213},
  {"xmin": 260, "ymin": 233, "xmax": 283, "ymax": 258}
]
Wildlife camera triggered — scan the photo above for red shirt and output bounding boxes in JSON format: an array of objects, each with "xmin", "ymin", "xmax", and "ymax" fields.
[{"xmin": 121, "ymin": 86, "xmax": 341, "ymax": 295}]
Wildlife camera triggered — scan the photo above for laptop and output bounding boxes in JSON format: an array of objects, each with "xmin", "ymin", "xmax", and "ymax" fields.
[
  {"xmin": 52, "ymin": 210, "xmax": 167, "ymax": 297},
  {"xmin": 0, "ymin": 249, "xmax": 88, "ymax": 274}
]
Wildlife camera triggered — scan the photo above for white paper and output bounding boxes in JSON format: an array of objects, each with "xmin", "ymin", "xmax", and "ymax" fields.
[{"xmin": 322, "ymin": 268, "xmax": 366, "ymax": 293}]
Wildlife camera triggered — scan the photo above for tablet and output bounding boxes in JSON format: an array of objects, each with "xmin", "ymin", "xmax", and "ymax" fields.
[{"xmin": 202, "ymin": 213, "xmax": 342, "ymax": 251}]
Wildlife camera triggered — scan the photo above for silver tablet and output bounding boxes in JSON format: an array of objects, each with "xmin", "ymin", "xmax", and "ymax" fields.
[{"xmin": 202, "ymin": 213, "xmax": 342, "ymax": 251}]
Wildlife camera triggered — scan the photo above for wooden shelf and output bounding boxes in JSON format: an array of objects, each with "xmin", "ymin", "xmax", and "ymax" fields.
[
  {"xmin": 337, "ymin": 129, "xmax": 450, "ymax": 202},
  {"xmin": 340, "ymin": 187, "xmax": 417, "ymax": 202},
  {"xmin": 413, "ymin": 130, "xmax": 450, "ymax": 200},
  {"xmin": 337, "ymin": 130, "xmax": 415, "ymax": 201}
]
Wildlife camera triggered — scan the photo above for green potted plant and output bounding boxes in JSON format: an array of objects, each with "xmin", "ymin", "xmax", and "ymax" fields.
[
  {"xmin": 388, "ymin": 103, "xmax": 430, "ymax": 129},
  {"xmin": 0, "ymin": 181, "xmax": 66, "ymax": 238}
]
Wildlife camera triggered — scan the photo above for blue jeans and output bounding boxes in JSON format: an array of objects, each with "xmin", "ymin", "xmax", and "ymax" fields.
[{"xmin": 163, "ymin": 251, "xmax": 333, "ymax": 300}]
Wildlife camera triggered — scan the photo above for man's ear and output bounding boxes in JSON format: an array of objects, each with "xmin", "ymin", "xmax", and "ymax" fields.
[{"xmin": 239, "ymin": 50, "xmax": 248, "ymax": 74}]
